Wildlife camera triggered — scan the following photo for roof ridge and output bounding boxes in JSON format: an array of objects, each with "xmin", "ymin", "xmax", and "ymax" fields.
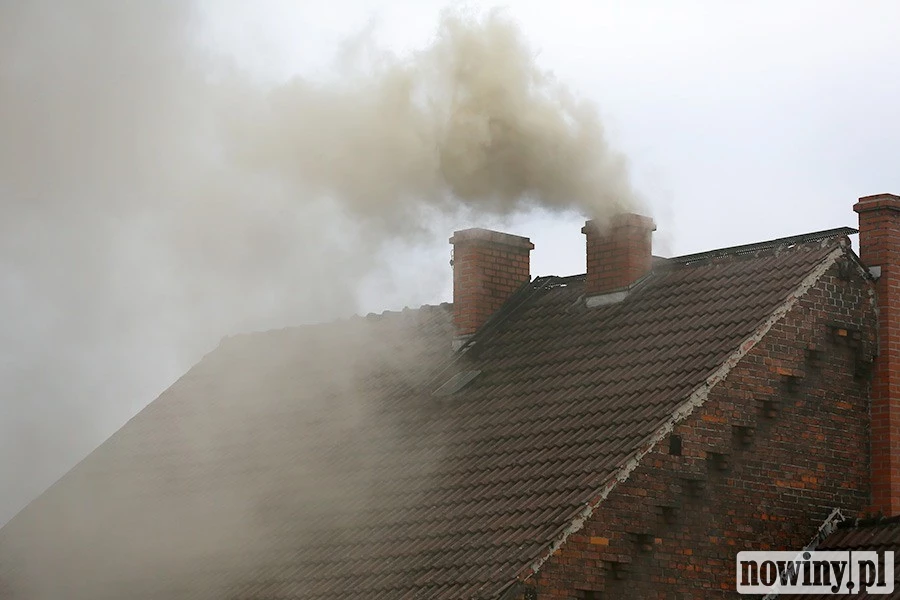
[
  {"xmin": 220, "ymin": 302, "xmax": 454, "ymax": 343},
  {"xmin": 225, "ymin": 230, "xmax": 853, "ymax": 344},
  {"xmin": 359, "ymin": 302, "xmax": 452, "ymax": 321},
  {"xmin": 669, "ymin": 227, "xmax": 857, "ymax": 265}
]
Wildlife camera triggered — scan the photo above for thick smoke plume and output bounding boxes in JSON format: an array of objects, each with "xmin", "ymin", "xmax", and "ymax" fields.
[
  {"xmin": 230, "ymin": 10, "xmax": 635, "ymax": 226},
  {"xmin": 0, "ymin": 1, "xmax": 637, "ymax": 597}
]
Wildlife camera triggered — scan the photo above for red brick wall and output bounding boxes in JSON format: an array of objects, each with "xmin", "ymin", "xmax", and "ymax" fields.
[
  {"xmin": 450, "ymin": 229, "xmax": 533, "ymax": 337},
  {"xmin": 517, "ymin": 257, "xmax": 876, "ymax": 599},
  {"xmin": 855, "ymin": 194, "xmax": 900, "ymax": 516},
  {"xmin": 582, "ymin": 214, "xmax": 655, "ymax": 296}
]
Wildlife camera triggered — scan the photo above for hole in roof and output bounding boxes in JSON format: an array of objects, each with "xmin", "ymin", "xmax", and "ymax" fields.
[{"xmin": 433, "ymin": 370, "xmax": 481, "ymax": 397}]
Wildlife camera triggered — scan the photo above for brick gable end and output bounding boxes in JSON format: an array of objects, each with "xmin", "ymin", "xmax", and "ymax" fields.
[{"xmin": 515, "ymin": 256, "xmax": 876, "ymax": 599}]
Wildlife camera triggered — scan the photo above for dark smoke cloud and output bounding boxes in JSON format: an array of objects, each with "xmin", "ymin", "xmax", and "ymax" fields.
[{"xmin": 0, "ymin": 0, "xmax": 637, "ymax": 564}]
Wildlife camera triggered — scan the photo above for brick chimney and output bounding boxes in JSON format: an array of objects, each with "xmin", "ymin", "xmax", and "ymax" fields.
[
  {"xmin": 855, "ymin": 193, "xmax": 900, "ymax": 516},
  {"xmin": 450, "ymin": 228, "xmax": 534, "ymax": 338},
  {"xmin": 581, "ymin": 213, "xmax": 656, "ymax": 298}
]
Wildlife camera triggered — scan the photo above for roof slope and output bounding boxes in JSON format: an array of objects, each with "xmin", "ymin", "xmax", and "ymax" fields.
[{"xmin": 0, "ymin": 235, "xmax": 848, "ymax": 600}]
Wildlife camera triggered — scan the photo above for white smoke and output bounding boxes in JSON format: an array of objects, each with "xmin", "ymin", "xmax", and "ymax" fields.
[{"xmin": 0, "ymin": 0, "xmax": 638, "ymax": 539}]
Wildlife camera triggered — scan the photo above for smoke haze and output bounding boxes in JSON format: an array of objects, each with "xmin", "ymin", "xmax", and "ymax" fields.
[
  {"xmin": 229, "ymin": 10, "xmax": 635, "ymax": 226},
  {"xmin": 0, "ymin": 309, "xmax": 456, "ymax": 598},
  {"xmin": 0, "ymin": 0, "xmax": 636, "ymax": 560}
]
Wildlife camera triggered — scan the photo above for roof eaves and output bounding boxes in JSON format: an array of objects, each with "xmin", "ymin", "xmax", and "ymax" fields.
[{"xmin": 510, "ymin": 242, "xmax": 848, "ymax": 589}]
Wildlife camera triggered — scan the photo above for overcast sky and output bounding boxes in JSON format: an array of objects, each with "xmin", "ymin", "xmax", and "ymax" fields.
[
  {"xmin": 2, "ymin": 1, "xmax": 899, "ymax": 526},
  {"xmin": 201, "ymin": 0, "xmax": 900, "ymax": 265}
]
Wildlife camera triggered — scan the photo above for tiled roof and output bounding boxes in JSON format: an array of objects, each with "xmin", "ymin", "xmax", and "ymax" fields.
[
  {"xmin": 778, "ymin": 517, "xmax": 900, "ymax": 599},
  {"xmin": 0, "ymin": 234, "xmax": 848, "ymax": 599}
]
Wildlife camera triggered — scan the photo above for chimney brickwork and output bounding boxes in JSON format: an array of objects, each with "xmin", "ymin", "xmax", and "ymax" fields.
[
  {"xmin": 582, "ymin": 213, "xmax": 656, "ymax": 296},
  {"xmin": 855, "ymin": 193, "xmax": 900, "ymax": 516},
  {"xmin": 450, "ymin": 228, "xmax": 534, "ymax": 338}
]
